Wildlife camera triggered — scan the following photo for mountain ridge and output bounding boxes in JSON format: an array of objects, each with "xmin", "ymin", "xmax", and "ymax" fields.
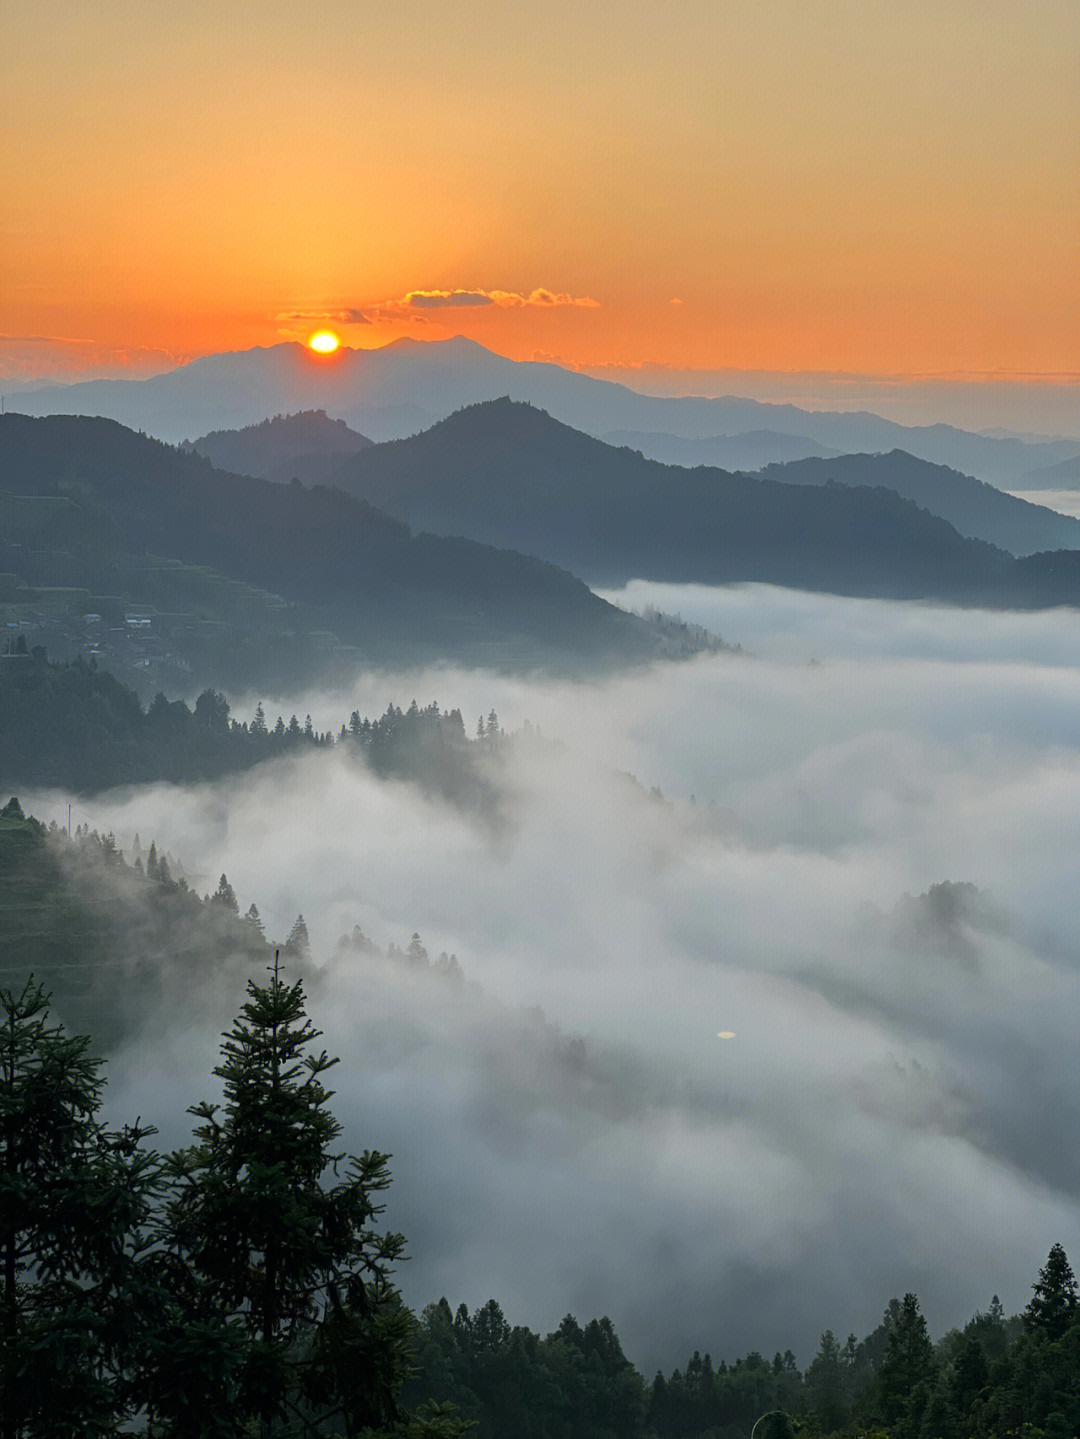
[
  {"xmin": 315, "ymin": 398, "xmax": 1079, "ymax": 606},
  {"xmin": 12, "ymin": 337, "xmax": 1080, "ymax": 482},
  {"xmin": 0, "ymin": 412, "xmax": 673, "ymax": 682}
]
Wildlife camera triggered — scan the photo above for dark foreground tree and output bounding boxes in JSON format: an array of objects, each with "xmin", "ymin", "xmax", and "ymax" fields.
[
  {"xmin": 877, "ymin": 1293, "xmax": 936, "ymax": 1438},
  {"xmin": 1024, "ymin": 1243, "xmax": 1078, "ymax": 1342},
  {"xmin": 157, "ymin": 957, "xmax": 417, "ymax": 1437},
  {"xmin": 0, "ymin": 980, "xmax": 158, "ymax": 1438}
]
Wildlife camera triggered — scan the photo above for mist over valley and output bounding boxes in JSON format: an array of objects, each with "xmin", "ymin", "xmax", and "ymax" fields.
[{"xmin": 10, "ymin": 587, "xmax": 1080, "ymax": 1377}]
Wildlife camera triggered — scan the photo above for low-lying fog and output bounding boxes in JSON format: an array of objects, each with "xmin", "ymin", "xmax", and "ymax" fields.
[{"xmin": 27, "ymin": 585, "xmax": 1080, "ymax": 1369}]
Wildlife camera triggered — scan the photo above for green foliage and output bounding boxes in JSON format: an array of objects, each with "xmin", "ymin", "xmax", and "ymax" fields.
[
  {"xmin": 404, "ymin": 1300, "xmax": 645, "ymax": 1439},
  {"xmin": 0, "ymin": 808, "xmax": 276, "ymax": 1050},
  {"xmin": 877, "ymin": 1294, "xmax": 936, "ymax": 1437},
  {"xmin": 1024, "ymin": 1244, "xmax": 1078, "ymax": 1342},
  {"xmin": 1, "ymin": 650, "xmax": 504, "ymax": 807},
  {"xmin": 0, "ymin": 980, "xmax": 159, "ymax": 1437},
  {"xmin": 159, "ymin": 960, "xmax": 413, "ymax": 1436}
]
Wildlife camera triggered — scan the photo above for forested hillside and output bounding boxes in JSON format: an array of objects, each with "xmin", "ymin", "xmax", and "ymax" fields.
[
  {"xmin": 324, "ymin": 400, "xmax": 1080, "ymax": 604},
  {"xmin": 0, "ymin": 412, "xmax": 673, "ymax": 683},
  {"xmin": 0, "ymin": 645, "xmax": 533, "ymax": 801}
]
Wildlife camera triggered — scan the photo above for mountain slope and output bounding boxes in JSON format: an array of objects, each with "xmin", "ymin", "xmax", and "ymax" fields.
[
  {"xmin": 604, "ymin": 429, "xmax": 842, "ymax": 470},
  {"xmin": 0, "ymin": 413, "xmax": 670, "ymax": 678},
  {"xmin": 12, "ymin": 337, "xmax": 1080, "ymax": 483},
  {"xmin": 185, "ymin": 409, "xmax": 374, "ymax": 484},
  {"xmin": 322, "ymin": 399, "xmax": 1079, "ymax": 606},
  {"xmin": 752, "ymin": 450, "xmax": 1080, "ymax": 556},
  {"xmin": 1021, "ymin": 453, "xmax": 1080, "ymax": 489}
]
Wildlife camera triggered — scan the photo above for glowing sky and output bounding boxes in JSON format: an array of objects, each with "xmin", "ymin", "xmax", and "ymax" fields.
[{"xmin": 4, "ymin": 1, "xmax": 1077, "ymax": 380}]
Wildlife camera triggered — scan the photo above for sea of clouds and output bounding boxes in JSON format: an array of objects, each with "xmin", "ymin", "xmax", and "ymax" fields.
[{"xmin": 27, "ymin": 584, "xmax": 1080, "ymax": 1370}]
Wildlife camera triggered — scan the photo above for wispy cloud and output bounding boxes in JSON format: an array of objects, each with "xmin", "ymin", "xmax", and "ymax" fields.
[
  {"xmin": 277, "ymin": 288, "xmax": 599, "ymax": 334},
  {"xmin": 401, "ymin": 288, "xmax": 599, "ymax": 311},
  {"xmin": 275, "ymin": 308, "xmax": 372, "ymax": 326},
  {"xmin": 404, "ymin": 290, "xmax": 495, "ymax": 309}
]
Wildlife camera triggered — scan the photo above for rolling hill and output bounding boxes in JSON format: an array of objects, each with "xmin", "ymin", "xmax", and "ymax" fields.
[
  {"xmin": 318, "ymin": 399, "xmax": 1079, "ymax": 606},
  {"xmin": 752, "ymin": 450, "xmax": 1080, "ymax": 556},
  {"xmin": 0, "ymin": 413, "xmax": 676, "ymax": 682},
  {"xmin": 185, "ymin": 409, "xmax": 374, "ymax": 485}
]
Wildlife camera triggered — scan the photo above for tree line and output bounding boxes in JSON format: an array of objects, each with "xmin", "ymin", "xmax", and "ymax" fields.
[{"xmin": 1, "ymin": 644, "xmax": 517, "ymax": 800}]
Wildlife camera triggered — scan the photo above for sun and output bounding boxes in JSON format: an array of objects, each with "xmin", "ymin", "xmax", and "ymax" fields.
[{"xmin": 307, "ymin": 330, "xmax": 340, "ymax": 354}]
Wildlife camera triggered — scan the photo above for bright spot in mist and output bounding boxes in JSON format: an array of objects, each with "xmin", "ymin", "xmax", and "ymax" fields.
[{"xmin": 717, "ymin": 1031, "xmax": 737, "ymax": 1040}]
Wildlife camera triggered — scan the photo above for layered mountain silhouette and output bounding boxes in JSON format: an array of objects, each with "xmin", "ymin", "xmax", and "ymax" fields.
[
  {"xmin": 1021, "ymin": 452, "xmax": 1080, "ymax": 489},
  {"xmin": 751, "ymin": 450, "xmax": 1080, "ymax": 555},
  {"xmin": 0, "ymin": 413, "xmax": 671, "ymax": 677},
  {"xmin": 306, "ymin": 399, "xmax": 1078, "ymax": 605},
  {"xmin": 184, "ymin": 409, "xmax": 374, "ymax": 485},
  {"xmin": 11, "ymin": 337, "xmax": 1080, "ymax": 483},
  {"xmin": 604, "ymin": 429, "xmax": 842, "ymax": 470}
]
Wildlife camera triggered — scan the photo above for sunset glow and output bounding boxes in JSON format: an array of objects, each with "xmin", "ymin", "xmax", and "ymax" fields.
[{"xmin": 2, "ymin": 3, "xmax": 1077, "ymax": 385}]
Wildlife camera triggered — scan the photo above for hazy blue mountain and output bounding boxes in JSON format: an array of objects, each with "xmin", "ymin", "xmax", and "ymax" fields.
[
  {"xmin": 185, "ymin": 409, "xmax": 373, "ymax": 484},
  {"xmin": 321, "ymin": 398, "xmax": 1079, "ymax": 606},
  {"xmin": 0, "ymin": 413, "xmax": 670, "ymax": 678},
  {"xmin": 1021, "ymin": 452, "xmax": 1080, "ymax": 489},
  {"xmin": 752, "ymin": 450, "xmax": 1080, "ymax": 556},
  {"xmin": 604, "ymin": 429, "xmax": 842, "ymax": 469},
  {"xmin": 12, "ymin": 337, "xmax": 1080, "ymax": 483}
]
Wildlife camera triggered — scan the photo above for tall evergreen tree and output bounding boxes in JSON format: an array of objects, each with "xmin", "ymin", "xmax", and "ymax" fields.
[
  {"xmin": 213, "ymin": 874, "xmax": 239, "ymax": 912},
  {"xmin": 160, "ymin": 959, "xmax": 413, "ymax": 1436},
  {"xmin": 1024, "ymin": 1244, "xmax": 1078, "ymax": 1342},
  {"xmin": 878, "ymin": 1293, "xmax": 936, "ymax": 1438},
  {"xmin": 283, "ymin": 914, "xmax": 310, "ymax": 960},
  {"xmin": 805, "ymin": 1329, "xmax": 846, "ymax": 1431}
]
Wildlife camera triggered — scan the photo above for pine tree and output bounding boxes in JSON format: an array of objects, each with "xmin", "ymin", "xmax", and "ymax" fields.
[
  {"xmin": 213, "ymin": 874, "xmax": 239, "ymax": 912},
  {"xmin": 0, "ymin": 981, "xmax": 159, "ymax": 1438},
  {"xmin": 805, "ymin": 1329, "xmax": 846, "ymax": 1431},
  {"xmin": 160, "ymin": 959, "xmax": 412, "ymax": 1435},
  {"xmin": 878, "ymin": 1293, "xmax": 936, "ymax": 1437},
  {"xmin": 283, "ymin": 914, "xmax": 310, "ymax": 960},
  {"xmin": 1024, "ymin": 1244, "xmax": 1078, "ymax": 1341}
]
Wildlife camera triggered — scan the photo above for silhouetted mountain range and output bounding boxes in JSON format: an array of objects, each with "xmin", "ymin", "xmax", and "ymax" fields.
[
  {"xmin": 0, "ymin": 413, "xmax": 672, "ymax": 679},
  {"xmin": 1021, "ymin": 453, "xmax": 1080, "ymax": 489},
  {"xmin": 605, "ymin": 429, "xmax": 842, "ymax": 470},
  {"xmin": 184, "ymin": 409, "xmax": 374, "ymax": 485},
  {"xmin": 752, "ymin": 450, "xmax": 1080, "ymax": 555},
  {"xmin": 11, "ymin": 337, "xmax": 1080, "ymax": 483},
  {"xmin": 308, "ymin": 399, "xmax": 1078, "ymax": 605}
]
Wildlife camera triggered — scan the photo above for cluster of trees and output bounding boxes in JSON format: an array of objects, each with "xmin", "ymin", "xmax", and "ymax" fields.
[
  {"xmin": 0, "ymin": 800, "xmax": 306, "ymax": 1048},
  {"xmin": 335, "ymin": 926, "xmax": 466, "ymax": 988},
  {"xmin": 0, "ymin": 800, "xmax": 472, "ymax": 1054},
  {"xmin": 1, "ymin": 646, "xmax": 515, "ymax": 800},
  {"xmin": 401, "ymin": 1270, "xmax": 1079, "ymax": 1438},
  {"xmin": 0, "ymin": 967, "xmax": 465, "ymax": 1438}
]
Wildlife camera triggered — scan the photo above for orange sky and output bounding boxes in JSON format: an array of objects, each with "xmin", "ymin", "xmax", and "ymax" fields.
[{"xmin": 3, "ymin": 1, "xmax": 1078, "ymax": 381}]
